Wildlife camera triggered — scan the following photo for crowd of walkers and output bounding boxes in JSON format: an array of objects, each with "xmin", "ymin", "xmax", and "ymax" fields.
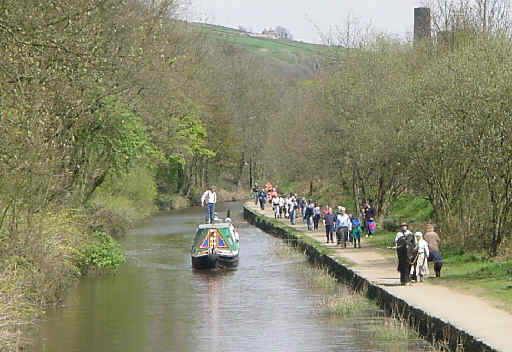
[
  {"xmin": 394, "ymin": 222, "xmax": 443, "ymax": 286},
  {"xmin": 252, "ymin": 182, "xmax": 444, "ymax": 285},
  {"xmin": 252, "ymin": 183, "xmax": 377, "ymax": 248}
]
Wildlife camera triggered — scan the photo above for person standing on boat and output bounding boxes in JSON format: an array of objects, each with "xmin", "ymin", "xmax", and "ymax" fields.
[{"xmin": 201, "ymin": 186, "xmax": 217, "ymax": 224}]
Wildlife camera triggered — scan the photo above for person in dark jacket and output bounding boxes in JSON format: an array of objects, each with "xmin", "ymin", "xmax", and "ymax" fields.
[
  {"xmin": 258, "ymin": 190, "xmax": 266, "ymax": 210},
  {"xmin": 396, "ymin": 230, "xmax": 416, "ymax": 285},
  {"xmin": 323, "ymin": 207, "xmax": 335, "ymax": 243},
  {"xmin": 363, "ymin": 200, "xmax": 376, "ymax": 237},
  {"xmin": 304, "ymin": 201, "xmax": 315, "ymax": 231}
]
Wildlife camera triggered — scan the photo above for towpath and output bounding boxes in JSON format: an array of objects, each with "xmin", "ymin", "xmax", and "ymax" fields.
[{"xmin": 245, "ymin": 202, "xmax": 512, "ymax": 352}]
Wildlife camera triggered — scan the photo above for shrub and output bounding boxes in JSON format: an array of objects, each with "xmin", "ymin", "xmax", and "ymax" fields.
[{"xmin": 75, "ymin": 231, "xmax": 126, "ymax": 275}]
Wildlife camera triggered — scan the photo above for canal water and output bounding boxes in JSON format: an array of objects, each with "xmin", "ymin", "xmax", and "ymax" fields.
[{"xmin": 33, "ymin": 202, "xmax": 434, "ymax": 352}]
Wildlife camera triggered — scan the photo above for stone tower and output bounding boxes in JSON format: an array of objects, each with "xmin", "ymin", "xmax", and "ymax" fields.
[{"xmin": 414, "ymin": 7, "xmax": 432, "ymax": 42}]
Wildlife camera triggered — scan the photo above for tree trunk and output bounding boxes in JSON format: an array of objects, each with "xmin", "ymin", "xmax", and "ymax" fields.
[
  {"xmin": 235, "ymin": 153, "xmax": 245, "ymax": 187},
  {"xmin": 249, "ymin": 155, "xmax": 253, "ymax": 188},
  {"xmin": 352, "ymin": 169, "xmax": 362, "ymax": 218}
]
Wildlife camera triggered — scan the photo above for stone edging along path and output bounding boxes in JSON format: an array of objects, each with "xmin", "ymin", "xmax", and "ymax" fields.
[{"xmin": 243, "ymin": 203, "xmax": 512, "ymax": 352}]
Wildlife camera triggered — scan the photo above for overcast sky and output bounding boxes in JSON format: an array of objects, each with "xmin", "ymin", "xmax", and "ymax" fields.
[{"xmin": 188, "ymin": 0, "xmax": 425, "ymax": 43}]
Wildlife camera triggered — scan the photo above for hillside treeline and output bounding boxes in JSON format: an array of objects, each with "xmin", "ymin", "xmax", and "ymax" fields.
[
  {"xmin": 267, "ymin": 0, "xmax": 512, "ymax": 258},
  {"xmin": 0, "ymin": 0, "xmax": 289, "ymax": 347}
]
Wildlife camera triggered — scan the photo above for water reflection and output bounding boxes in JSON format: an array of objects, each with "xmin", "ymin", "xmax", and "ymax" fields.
[{"xmin": 32, "ymin": 202, "xmax": 433, "ymax": 352}]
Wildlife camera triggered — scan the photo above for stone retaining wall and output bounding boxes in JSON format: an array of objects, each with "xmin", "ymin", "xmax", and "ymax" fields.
[{"xmin": 244, "ymin": 205, "xmax": 497, "ymax": 352}]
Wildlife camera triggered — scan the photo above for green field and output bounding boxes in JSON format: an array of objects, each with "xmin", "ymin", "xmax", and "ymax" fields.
[{"xmin": 193, "ymin": 22, "xmax": 330, "ymax": 65}]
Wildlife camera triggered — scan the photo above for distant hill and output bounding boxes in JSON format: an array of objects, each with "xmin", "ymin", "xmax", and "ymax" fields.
[{"xmin": 192, "ymin": 23, "xmax": 330, "ymax": 75}]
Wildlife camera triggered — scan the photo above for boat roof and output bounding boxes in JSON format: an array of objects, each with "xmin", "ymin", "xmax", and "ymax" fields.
[{"xmin": 197, "ymin": 223, "xmax": 233, "ymax": 229}]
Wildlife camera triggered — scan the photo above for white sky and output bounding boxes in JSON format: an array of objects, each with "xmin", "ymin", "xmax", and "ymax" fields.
[{"xmin": 188, "ymin": 0, "xmax": 425, "ymax": 43}]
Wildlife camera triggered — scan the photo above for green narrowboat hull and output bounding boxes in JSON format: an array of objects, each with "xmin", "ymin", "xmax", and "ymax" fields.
[{"xmin": 191, "ymin": 223, "xmax": 240, "ymax": 270}]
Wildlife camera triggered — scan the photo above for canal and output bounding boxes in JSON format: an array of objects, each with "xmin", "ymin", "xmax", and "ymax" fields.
[{"xmin": 33, "ymin": 202, "xmax": 434, "ymax": 352}]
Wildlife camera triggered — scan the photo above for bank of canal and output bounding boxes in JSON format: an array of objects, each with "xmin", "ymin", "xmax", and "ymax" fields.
[
  {"xmin": 33, "ymin": 202, "xmax": 434, "ymax": 352},
  {"xmin": 243, "ymin": 203, "xmax": 507, "ymax": 352}
]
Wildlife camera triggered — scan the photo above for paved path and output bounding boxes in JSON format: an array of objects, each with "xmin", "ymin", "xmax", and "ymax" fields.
[{"xmin": 246, "ymin": 202, "xmax": 512, "ymax": 352}]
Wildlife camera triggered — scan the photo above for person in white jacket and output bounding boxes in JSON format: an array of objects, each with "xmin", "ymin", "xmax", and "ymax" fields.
[
  {"xmin": 413, "ymin": 232, "xmax": 430, "ymax": 282},
  {"xmin": 335, "ymin": 207, "xmax": 352, "ymax": 247},
  {"xmin": 201, "ymin": 186, "xmax": 217, "ymax": 224}
]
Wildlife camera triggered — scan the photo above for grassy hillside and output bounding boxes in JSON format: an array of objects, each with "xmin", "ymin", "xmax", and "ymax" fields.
[{"xmin": 193, "ymin": 22, "xmax": 329, "ymax": 67}]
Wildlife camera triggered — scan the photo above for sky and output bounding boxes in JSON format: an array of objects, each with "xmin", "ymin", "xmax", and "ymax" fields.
[{"xmin": 188, "ymin": 0, "xmax": 425, "ymax": 43}]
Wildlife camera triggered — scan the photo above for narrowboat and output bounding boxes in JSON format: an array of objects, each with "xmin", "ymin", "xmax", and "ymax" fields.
[{"xmin": 191, "ymin": 223, "xmax": 239, "ymax": 269}]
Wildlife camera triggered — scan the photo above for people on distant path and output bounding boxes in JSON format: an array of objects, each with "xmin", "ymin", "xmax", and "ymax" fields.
[
  {"xmin": 323, "ymin": 207, "xmax": 336, "ymax": 243},
  {"xmin": 366, "ymin": 217, "xmax": 377, "ymax": 236},
  {"xmin": 313, "ymin": 204, "xmax": 321, "ymax": 230},
  {"xmin": 363, "ymin": 200, "xmax": 376, "ymax": 237},
  {"xmin": 301, "ymin": 198, "xmax": 308, "ymax": 223},
  {"xmin": 295, "ymin": 195, "xmax": 302, "ymax": 217},
  {"xmin": 424, "ymin": 224, "xmax": 443, "ymax": 278},
  {"xmin": 289, "ymin": 196, "xmax": 298, "ymax": 225},
  {"xmin": 252, "ymin": 183, "xmax": 259, "ymax": 205},
  {"xmin": 322, "ymin": 205, "xmax": 329, "ymax": 216},
  {"xmin": 335, "ymin": 206, "xmax": 352, "ymax": 247},
  {"xmin": 272, "ymin": 194, "xmax": 281, "ymax": 219},
  {"xmin": 413, "ymin": 232, "xmax": 429, "ymax": 282},
  {"xmin": 201, "ymin": 186, "xmax": 217, "ymax": 224},
  {"xmin": 258, "ymin": 190, "xmax": 267, "ymax": 210},
  {"xmin": 285, "ymin": 195, "xmax": 293, "ymax": 219},
  {"xmin": 304, "ymin": 201, "xmax": 315, "ymax": 231},
  {"xmin": 396, "ymin": 225, "xmax": 416, "ymax": 286},
  {"xmin": 279, "ymin": 195, "xmax": 285, "ymax": 218},
  {"xmin": 269, "ymin": 188, "xmax": 278, "ymax": 205},
  {"xmin": 350, "ymin": 214, "xmax": 362, "ymax": 248}
]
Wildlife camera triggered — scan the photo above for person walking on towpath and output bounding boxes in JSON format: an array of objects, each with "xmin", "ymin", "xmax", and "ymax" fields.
[
  {"xmin": 252, "ymin": 183, "xmax": 259, "ymax": 205},
  {"xmin": 363, "ymin": 200, "xmax": 376, "ymax": 237},
  {"xmin": 279, "ymin": 195, "xmax": 285, "ymax": 218},
  {"xmin": 301, "ymin": 198, "xmax": 308, "ymax": 223},
  {"xmin": 258, "ymin": 189, "xmax": 267, "ymax": 210},
  {"xmin": 335, "ymin": 206, "xmax": 352, "ymax": 247},
  {"xmin": 201, "ymin": 186, "xmax": 217, "ymax": 224},
  {"xmin": 289, "ymin": 196, "xmax": 298, "ymax": 225},
  {"xmin": 304, "ymin": 200, "xmax": 315, "ymax": 231},
  {"xmin": 413, "ymin": 232, "xmax": 429, "ymax": 282},
  {"xmin": 272, "ymin": 194, "xmax": 281, "ymax": 219},
  {"xmin": 395, "ymin": 222, "xmax": 412, "ymax": 245},
  {"xmin": 396, "ymin": 224, "xmax": 415, "ymax": 286},
  {"xmin": 350, "ymin": 214, "xmax": 363, "ymax": 248},
  {"xmin": 313, "ymin": 203, "xmax": 321, "ymax": 230},
  {"xmin": 323, "ymin": 207, "xmax": 336, "ymax": 243},
  {"xmin": 424, "ymin": 224, "xmax": 443, "ymax": 278}
]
